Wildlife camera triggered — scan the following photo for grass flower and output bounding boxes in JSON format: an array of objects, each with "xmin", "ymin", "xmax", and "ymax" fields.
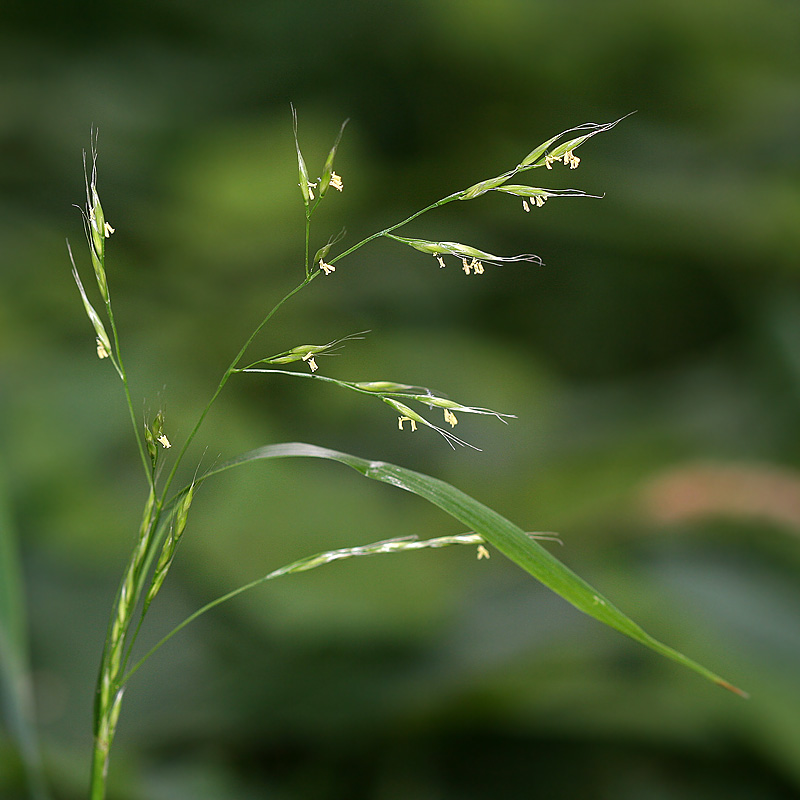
[
  {"xmin": 545, "ymin": 149, "xmax": 580, "ymax": 169},
  {"xmin": 381, "ymin": 398, "xmax": 483, "ymax": 450},
  {"xmin": 318, "ymin": 118, "xmax": 348, "ymax": 198},
  {"xmin": 387, "ymin": 234, "xmax": 542, "ymax": 271},
  {"xmin": 328, "ymin": 172, "xmax": 343, "ymax": 191},
  {"xmin": 68, "ymin": 251, "xmax": 113, "ymax": 364},
  {"xmin": 461, "ymin": 257, "xmax": 484, "ymax": 275},
  {"xmin": 240, "ymin": 331, "xmax": 369, "ymax": 374},
  {"xmin": 398, "ymin": 416, "xmax": 417, "ymax": 431}
]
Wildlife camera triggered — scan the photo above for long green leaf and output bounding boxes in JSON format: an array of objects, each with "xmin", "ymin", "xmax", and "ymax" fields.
[{"xmin": 203, "ymin": 442, "xmax": 747, "ymax": 697}]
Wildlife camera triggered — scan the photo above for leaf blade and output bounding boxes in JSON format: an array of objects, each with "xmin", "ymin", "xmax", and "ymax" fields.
[{"xmin": 203, "ymin": 442, "xmax": 747, "ymax": 697}]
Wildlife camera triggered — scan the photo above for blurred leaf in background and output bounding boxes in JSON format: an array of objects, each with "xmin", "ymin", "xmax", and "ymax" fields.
[{"xmin": 2, "ymin": 0, "xmax": 800, "ymax": 797}]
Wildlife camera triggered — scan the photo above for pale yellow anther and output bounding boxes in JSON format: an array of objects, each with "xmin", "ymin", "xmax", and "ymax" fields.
[
  {"xmin": 471, "ymin": 258, "xmax": 484, "ymax": 275},
  {"xmin": 477, "ymin": 544, "xmax": 490, "ymax": 560},
  {"xmin": 307, "ymin": 182, "xmax": 317, "ymax": 200},
  {"xmin": 319, "ymin": 259, "xmax": 335, "ymax": 275},
  {"xmin": 436, "ymin": 254, "xmax": 446, "ymax": 268},
  {"xmin": 96, "ymin": 338, "xmax": 110, "ymax": 359},
  {"xmin": 104, "ymin": 222, "xmax": 115, "ymax": 237},
  {"xmin": 443, "ymin": 409, "xmax": 458, "ymax": 427},
  {"xmin": 329, "ymin": 172, "xmax": 343, "ymax": 191},
  {"xmin": 535, "ymin": 195, "xmax": 546, "ymax": 207},
  {"xmin": 302, "ymin": 352, "xmax": 319, "ymax": 372},
  {"xmin": 522, "ymin": 199, "xmax": 530, "ymax": 213},
  {"xmin": 157, "ymin": 434, "xmax": 171, "ymax": 449},
  {"xmin": 461, "ymin": 257, "xmax": 471, "ymax": 275},
  {"xmin": 565, "ymin": 150, "xmax": 580, "ymax": 169},
  {"xmin": 398, "ymin": 416, "xmax": 417, "ymax": 432}
]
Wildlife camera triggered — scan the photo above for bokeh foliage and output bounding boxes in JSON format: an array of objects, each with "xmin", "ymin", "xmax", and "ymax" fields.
[{"xmin": 2, "ymin": 0, "xmax": 800, "ymax": 797}]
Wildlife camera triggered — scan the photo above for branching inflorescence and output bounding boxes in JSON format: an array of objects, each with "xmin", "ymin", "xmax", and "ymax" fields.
[{"xmin": 66, "ymin": 108, "xmax": 743, "ymax": 800}]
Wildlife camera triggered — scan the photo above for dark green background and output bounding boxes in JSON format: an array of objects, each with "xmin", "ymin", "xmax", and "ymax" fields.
[{"xmin": 2, "ymin": 0, "xmax": 800, "ymax": 797}]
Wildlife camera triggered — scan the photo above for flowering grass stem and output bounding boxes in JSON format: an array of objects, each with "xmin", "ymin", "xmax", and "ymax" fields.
[
  {"xmin": 78, "ymin": 115, "xmax": 630, "ymax": 798},
  {"xmin": 66, "ymin": 110, "xmax": 740, "ymax": 800}
]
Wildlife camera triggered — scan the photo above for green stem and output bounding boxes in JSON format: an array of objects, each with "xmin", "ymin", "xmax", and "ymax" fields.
[
  {"xmin": 121, "ymin": 576, "xmax": 269, "ymax": 686},
  {"xmin": 304, "ymin": 204, "xmax": 312, "ymax": 276},
  {"xmin": 121, "ymin": 533, "xmax": 483, "ymax": 685},
  {"xmin": 88, "ymin": 500, "xmax": 158, "ymax": 800},
  {"xmin": 159, "ymin": 275, "xmax": 314, "ymax": 502},
  {"xmin": 330, "ymin": 190, "xmax": 462, "ymax": 265},
  {"xmin": 116, "ymin": 275, "xmax": 317, "ymax": 683},
  {"xmin": 89, "ymin": 746, "xmax": 106, "ymax": 800},
  {"xmin": 91, "ymin": 276, "xmax": 316, "ymax": 800},
  {"xmin": 103, "ymin": 296, "xmax": 155, "ymax": 491}
]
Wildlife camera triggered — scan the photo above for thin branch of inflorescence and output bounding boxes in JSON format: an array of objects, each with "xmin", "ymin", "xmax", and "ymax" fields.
[
  {"xmin": 121, "ymin": 532, "xmax": 484, "ymax": 685},
  {"xmin": 240, "ymin": 368, "xmax": 515, "ymax": 450}
]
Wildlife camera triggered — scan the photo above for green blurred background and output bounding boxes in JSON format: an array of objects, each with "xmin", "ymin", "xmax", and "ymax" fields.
[{"xmin": 2, "ymin": 0, "xmax": 800, "ymax": 797}]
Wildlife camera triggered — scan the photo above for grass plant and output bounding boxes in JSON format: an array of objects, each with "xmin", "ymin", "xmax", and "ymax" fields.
[{"xmin": 3, "ymin": 111, "xmax": 746, "ymax": 800}]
